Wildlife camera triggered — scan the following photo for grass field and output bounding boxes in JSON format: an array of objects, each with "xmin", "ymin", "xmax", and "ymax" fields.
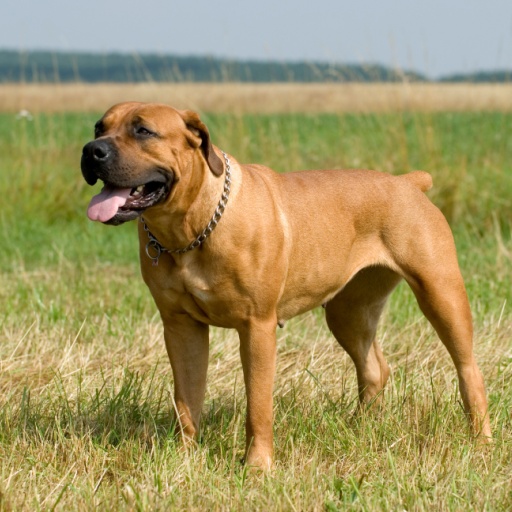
[
  {"xmin": 3, "ymin": 82, "xmax": 512, "ymax": 114},
  {"xmin": 1, "ymin": 85, "xmax": 512, "ymax": 510}
]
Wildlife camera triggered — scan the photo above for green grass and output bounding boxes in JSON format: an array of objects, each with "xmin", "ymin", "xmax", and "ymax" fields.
[{"xmin": 1, "ymin": 110, "xmax": 511, "ymax": 510}]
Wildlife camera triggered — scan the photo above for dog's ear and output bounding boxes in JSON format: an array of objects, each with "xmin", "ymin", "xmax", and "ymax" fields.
[{"xmin": 180, "ymin": 110, "xmax": 224, "ymax": 176}]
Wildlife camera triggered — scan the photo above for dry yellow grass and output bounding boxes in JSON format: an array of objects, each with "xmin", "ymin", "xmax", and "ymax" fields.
[{"xmin": 2, "ymin": 82, "xmax": 512, "ymax": 114}]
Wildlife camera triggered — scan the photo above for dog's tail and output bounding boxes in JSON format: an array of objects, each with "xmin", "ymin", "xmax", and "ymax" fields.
[{"xmin": 400, "ymin": 171, "xmax": 433, "ymax": 193}]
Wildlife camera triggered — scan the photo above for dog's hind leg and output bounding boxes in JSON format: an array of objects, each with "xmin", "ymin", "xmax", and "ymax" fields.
[
  {"xmin": 405, "ymin": 262, "xmax": 491, "ymax": 439},
  {"xmin": 325, "ymin": 265, "xmax": 402, "ymax": 404}
]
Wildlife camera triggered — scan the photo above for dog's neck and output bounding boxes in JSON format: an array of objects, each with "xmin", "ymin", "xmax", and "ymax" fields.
[{"xmin": 140, "ymin": 149, "xmax": 232, "ymax": 258}]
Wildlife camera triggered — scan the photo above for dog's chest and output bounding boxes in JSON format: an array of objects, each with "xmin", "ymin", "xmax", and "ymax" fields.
[
  {"xmin": 173, "ymin": 263, "xmax": 210, "ymax": 296},
  {"xmin": 158, "ymin": 263, "xmax": 227, "ymax": 321},
  {"xmin": 175, "ymin": 262, "xmax": 255, "ymax": 327}
]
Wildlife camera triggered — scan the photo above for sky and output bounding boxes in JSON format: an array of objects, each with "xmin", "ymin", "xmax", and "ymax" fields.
[{"xmin": 1, "ymin": 0, "xmax": 512, "ymax": 78}]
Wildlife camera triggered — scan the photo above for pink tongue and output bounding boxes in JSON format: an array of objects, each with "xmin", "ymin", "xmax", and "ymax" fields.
[{"xmin": 87, "ymin": 185, "xmax": 133, "ymax": 222}]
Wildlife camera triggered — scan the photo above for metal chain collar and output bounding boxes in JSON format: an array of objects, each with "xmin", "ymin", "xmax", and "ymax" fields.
[{"xmin": 141, "ymin": 151, "xmax": 232, "ymax": 265}]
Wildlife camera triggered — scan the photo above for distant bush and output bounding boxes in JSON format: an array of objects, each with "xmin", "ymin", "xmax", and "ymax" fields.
[{"xmin": 440, "ymin": 70, "xmax": 512, "ymax": 82}]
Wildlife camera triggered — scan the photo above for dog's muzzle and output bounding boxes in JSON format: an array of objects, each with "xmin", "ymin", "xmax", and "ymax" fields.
[{"xmin": 80, "ymin": 138, "xmax": 172, "ymax": 226}]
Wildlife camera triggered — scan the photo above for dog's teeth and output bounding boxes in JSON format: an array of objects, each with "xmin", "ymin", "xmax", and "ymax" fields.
[{"xmin": 131, "ymin": 185, "xmax": 144, "ymax": 197}]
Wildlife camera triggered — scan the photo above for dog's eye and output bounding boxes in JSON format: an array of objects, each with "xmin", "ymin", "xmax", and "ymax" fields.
[{"xmin": 136, "ymin": 126, "xmax": 155, "ymax": 137}]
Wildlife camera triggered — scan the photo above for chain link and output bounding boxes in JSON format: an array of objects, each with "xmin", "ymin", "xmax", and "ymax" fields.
[{"xmin": 142, "ymin": 151, "xmax": 232, "ymax": 265}]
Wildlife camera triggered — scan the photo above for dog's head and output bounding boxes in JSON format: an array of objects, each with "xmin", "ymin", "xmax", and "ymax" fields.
[{"xmin": 81, "ymin": 102, "xmax": 224, "ymax": 225}]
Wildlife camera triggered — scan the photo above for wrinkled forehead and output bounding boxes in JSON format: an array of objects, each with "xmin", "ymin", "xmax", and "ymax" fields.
[{"xmin": 97, "ymin": 102, "xmax": 185, "ymax": 133}]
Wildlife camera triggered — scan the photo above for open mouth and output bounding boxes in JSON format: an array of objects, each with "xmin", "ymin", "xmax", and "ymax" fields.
[{"xmin": 87, "ymin": 180, "xmax": 169, "ymax": 225}]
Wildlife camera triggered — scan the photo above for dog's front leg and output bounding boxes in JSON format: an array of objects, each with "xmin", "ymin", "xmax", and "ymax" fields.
[
  {"xmin": 163, "ymin": 313, "xmax": 209, "ymax": 444},
  {"xmin": 238, "ymin": 319, "xmax": 277, "ymax": 470}
]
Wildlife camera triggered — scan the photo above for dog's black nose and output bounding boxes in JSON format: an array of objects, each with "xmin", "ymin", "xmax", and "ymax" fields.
[
  {"xmin": 81, "ymin": 139, "xmax": 117, "ymax": 186},
  {"xmin": 81, "ymin": 138, "xmax": 117, "ymax": 185},
  {"xmin": 83, "ymin": 139, "xmax": 112, "ymax": 162}
]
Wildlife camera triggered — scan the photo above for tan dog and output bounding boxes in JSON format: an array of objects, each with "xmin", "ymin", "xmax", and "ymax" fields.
[{"xmin": 81, "ymin": 102, "xmax": 490, "ymax": 469}]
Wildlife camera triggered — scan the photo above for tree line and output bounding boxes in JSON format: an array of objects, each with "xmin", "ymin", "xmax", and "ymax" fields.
[{"xmin": 0, "ymin": 50, "xmax": 509, "ymax": 83}]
